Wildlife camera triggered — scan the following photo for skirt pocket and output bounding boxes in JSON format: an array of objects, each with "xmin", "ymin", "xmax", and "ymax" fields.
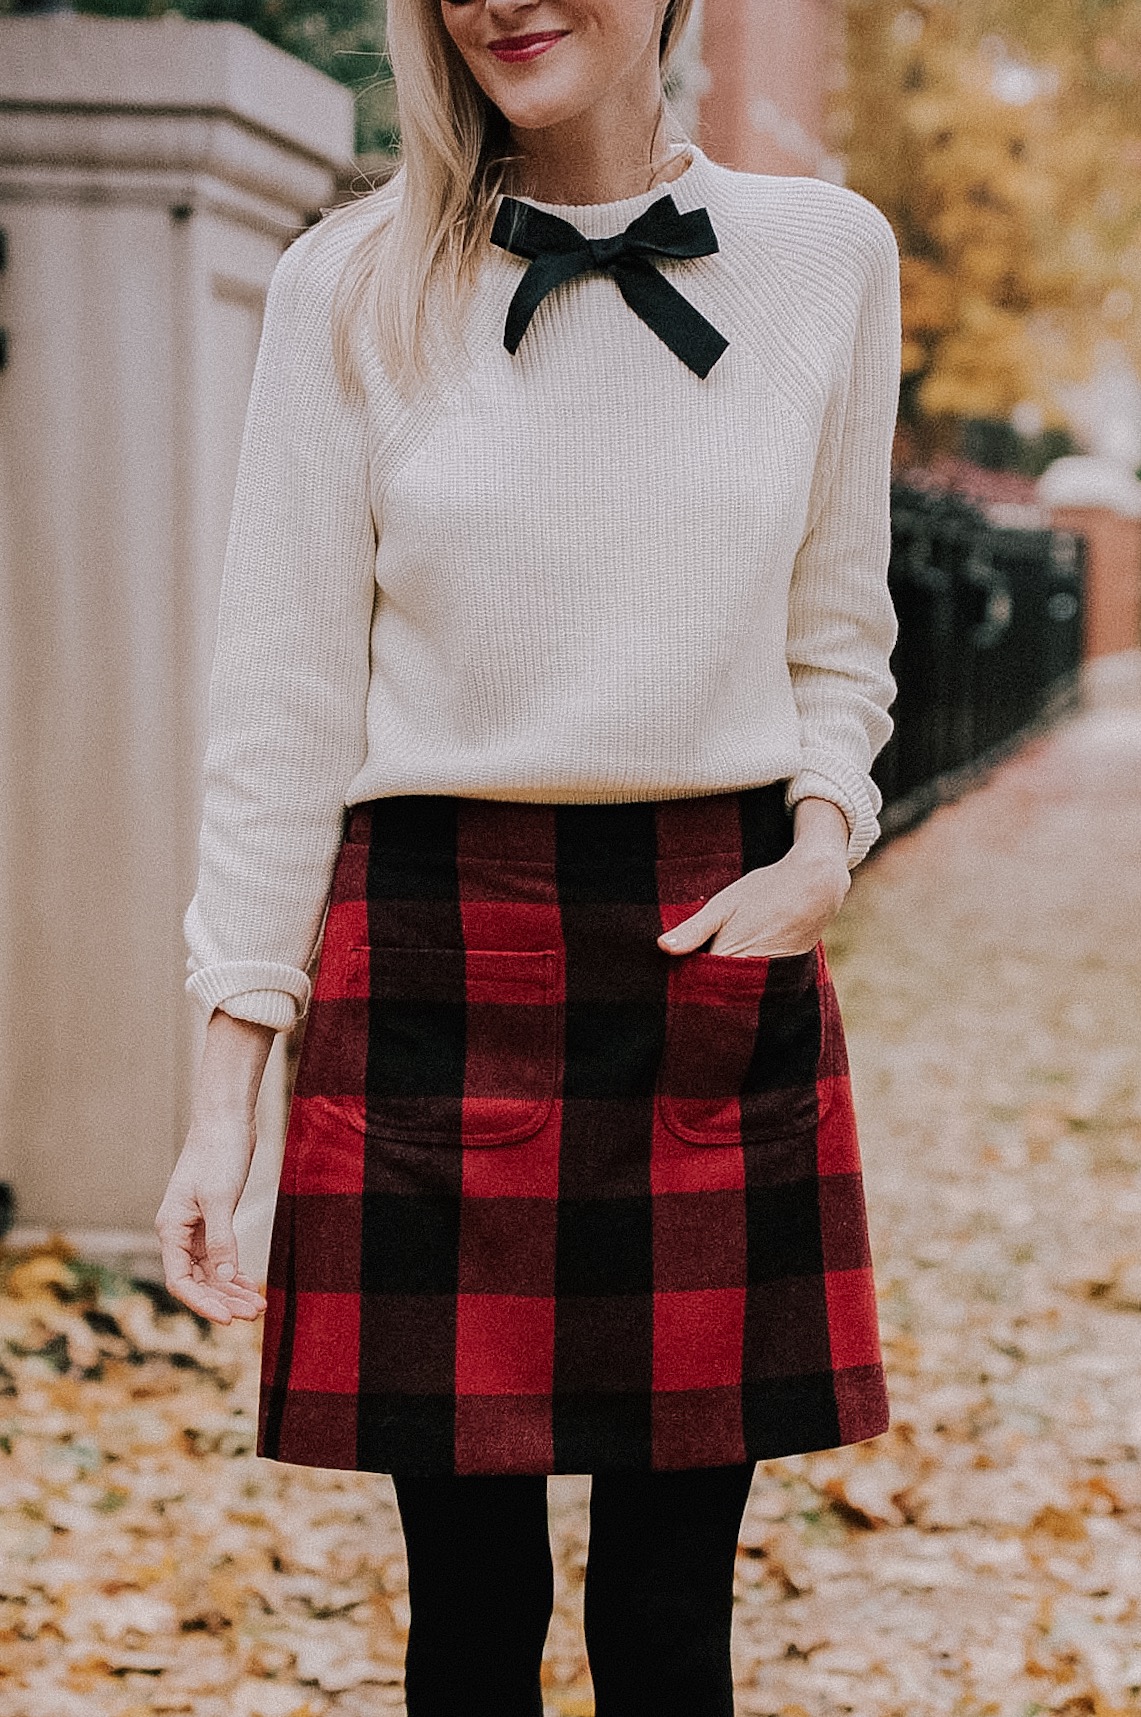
[
  {"xmin": 656, "ymin": 943, "xmax": 831, "ymax": 1145},
  {"xmin": 346, "ymin": 945, "xmax": 561, "ymax": 1146}
]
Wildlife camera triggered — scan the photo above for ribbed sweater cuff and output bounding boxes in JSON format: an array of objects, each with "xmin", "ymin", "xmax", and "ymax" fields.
[
  {"xmin": 786, "ymin": 756, "xmax": 882, "ymax": 868},
  {"xmin": 186, "ymin": 962, "xmax": 312, "ymax": 1032}
]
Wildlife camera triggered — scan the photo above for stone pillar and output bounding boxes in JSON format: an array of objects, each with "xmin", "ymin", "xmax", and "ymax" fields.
[
  {"xmin": 698, "ymin": 0, "xmax": 844, "ymax": 180},
  {"xmin": 1048, "ymin": 509, "xmax": 1141, "ymax": 659},
  {"xmin": 0, "ymin": 16, "xmax": 353, "ymax": 1255},
  {"xmin": 1039, "ymin": 456, "xmax": 1141, "ymax": 660}
]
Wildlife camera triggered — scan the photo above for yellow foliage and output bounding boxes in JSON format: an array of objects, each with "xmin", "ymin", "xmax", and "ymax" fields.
[
  {"xmin": 841, "ymin": 0, "xmax": 1141, "ymax": 441},
  {"xmin": 899, "ymin": 256, "xmax": 956, "ymax": 332},
  {"xmin": 901, "ymin": 336, "xmax": 928, "ymax": 375},
  {"xmin": 3, "ymin": 1250, "xmax": 76, "ymax": 1301}
]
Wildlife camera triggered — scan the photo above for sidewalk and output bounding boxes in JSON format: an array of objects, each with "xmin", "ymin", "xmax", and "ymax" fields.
[
  {"xmin": 725, "ymin": 653, "xmax": 1141, "ymax": 1715},
  {"xmin": 1, "ymin": 660, "xmax": 1139, "ymax": 1716}
]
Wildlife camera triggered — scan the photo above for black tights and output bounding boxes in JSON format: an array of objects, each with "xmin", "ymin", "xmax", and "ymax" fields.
[{"xmin": 393, "ymin": 1464, "xmax": 755, "ymax": 1717}]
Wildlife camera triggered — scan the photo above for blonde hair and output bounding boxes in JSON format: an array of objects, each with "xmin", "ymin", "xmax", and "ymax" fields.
[{"xmin": 332, "ymin": 0, "xmax": 697, "ymax": 393}]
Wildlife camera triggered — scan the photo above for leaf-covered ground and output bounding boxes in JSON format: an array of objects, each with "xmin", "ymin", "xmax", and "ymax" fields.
[{"xmin": 2, "ymin": 669, "xmax": 1140, "ymax": 1717}]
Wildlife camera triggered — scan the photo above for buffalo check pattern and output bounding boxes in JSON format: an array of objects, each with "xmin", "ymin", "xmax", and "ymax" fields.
[{"xmin": 258, "ymin": 786, "xmax": 889, "ymax": 1475}]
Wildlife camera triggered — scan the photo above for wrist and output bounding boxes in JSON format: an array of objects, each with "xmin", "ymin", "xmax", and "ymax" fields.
[
  {"xmin": 791, "ymin": 796, "xmax": 852, "ymax": 865},
  {"xmin": 785, "ymin": 845, "xmax": 850, "ymax": 917}
]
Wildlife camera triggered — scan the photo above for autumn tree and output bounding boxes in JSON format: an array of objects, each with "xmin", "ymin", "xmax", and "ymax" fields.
[{"xmin": 839, "ymin": 0, "xmax": 1141, "ymax": 459}]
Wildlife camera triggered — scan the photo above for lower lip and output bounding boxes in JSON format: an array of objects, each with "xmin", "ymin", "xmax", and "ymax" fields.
[{"xmin": 489, "ymin": 35, "xmax": 566, "ymax": 63}]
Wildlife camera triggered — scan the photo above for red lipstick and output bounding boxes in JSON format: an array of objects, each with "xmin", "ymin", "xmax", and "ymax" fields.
[{"xmin": 488, "ymin": 31, "xmax": 568, "ymax": 63}]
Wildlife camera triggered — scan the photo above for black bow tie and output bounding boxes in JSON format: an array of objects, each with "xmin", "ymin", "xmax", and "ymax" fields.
[{"xmin": 490, "ymin": 194, "xmax": 729, "ymax": 379}]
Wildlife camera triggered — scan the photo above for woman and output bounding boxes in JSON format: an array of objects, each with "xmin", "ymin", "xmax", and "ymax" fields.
[{"xmin": 156, "ymin": 1, "xmax": 902, "ymax": 1711}]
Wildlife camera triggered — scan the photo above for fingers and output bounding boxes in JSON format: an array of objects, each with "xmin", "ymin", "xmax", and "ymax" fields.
[
  {"xmin": 164, "ymin": 1266, "xmax": 266, "ymax": 1324},
  {"xmin": 156, "ymin": 1209, "xmax": 199, "ymax": 1309},
  {"xmin": 658, "ymin": 898, "xmax": 725, "ymax": 955},
  {"xmin": 201, "ymin": 1273, "xmax": 266, "ymax": 1311},
  {"xmin": 166, "ymin": 1271, "xmax": 237, "ymax": 1324},
  {"xmin": 156, "ymin": 1200, "xmax": 266, "ymax": 1327},
  {"xmin": 202, "ymin": 1197, "xmax": 240, "ymax": 1286}
]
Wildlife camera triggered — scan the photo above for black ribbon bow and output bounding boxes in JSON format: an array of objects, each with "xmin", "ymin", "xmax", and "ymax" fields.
[{"xmin": 490, "ymin": 194, "xmax": 729, "ymax": 379}]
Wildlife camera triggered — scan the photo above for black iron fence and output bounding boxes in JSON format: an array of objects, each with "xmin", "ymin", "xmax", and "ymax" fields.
[{"xmin": 874, "ymin": 482, "xmax": 1086, "ymax": 838}]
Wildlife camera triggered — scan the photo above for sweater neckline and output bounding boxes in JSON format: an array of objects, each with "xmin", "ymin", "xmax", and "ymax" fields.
[{"xmin": 503, "ymin": 145, "xmax": 718, "ymax": 239}]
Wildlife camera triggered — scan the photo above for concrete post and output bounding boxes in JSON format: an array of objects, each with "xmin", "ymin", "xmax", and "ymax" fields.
[
  {"xmin": 1048, "ymin": 509, "xmax": 1141, "ymax": 659},
  {"xmin": 1039, "ymin": 457, "xmax": 1141, "ymax": 660},
  {"xmin": 0, "ymin": 16, "xmax": 353, "ymax": 1259}
]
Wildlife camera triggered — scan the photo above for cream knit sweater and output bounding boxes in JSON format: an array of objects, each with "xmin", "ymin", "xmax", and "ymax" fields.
[{"xmin": 184, "ymin": 146, "xmax": 902, "ymax": 1032}]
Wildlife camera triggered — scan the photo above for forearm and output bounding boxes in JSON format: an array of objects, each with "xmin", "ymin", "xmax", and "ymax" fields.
[
  {"xmin": 184, "ymin": 221, "xmax": 375, "ymax": 1034},
  {"xmin": 785, "ymin": 205, "xmax": 901, "ymax": 867},
  {"xmin": 192, "ymin": 1009, "xmax": 276, "ymax": 1127}
]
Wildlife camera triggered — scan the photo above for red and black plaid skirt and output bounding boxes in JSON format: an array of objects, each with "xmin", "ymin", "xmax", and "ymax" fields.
[{"xmin": 257, "ymin": 785, "xmax": 889, "ymax": 1475}]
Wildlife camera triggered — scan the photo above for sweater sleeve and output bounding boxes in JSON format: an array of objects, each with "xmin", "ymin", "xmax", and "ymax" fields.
[
  {"xmin": 183, "ymin": 224, "xmax": 378, "ymax": 1031},
  {"xmin": 783, "ymin": 200, "xmax": 901, "ymax": 868}
]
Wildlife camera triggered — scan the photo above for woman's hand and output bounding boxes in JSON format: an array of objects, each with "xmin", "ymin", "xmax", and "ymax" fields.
[
  {"xmin": 155, "ymin": 1012, "xmax": 275, "ymax": 1325},
  {"xmin": 657, "ymin": 796, "xmax": 852, "ymax": 958}
]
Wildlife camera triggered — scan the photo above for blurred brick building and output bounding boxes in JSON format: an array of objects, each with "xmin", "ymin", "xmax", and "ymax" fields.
[{"xmin": 693, "ymin": 0, "xmax": 844, "ymax": 182}]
